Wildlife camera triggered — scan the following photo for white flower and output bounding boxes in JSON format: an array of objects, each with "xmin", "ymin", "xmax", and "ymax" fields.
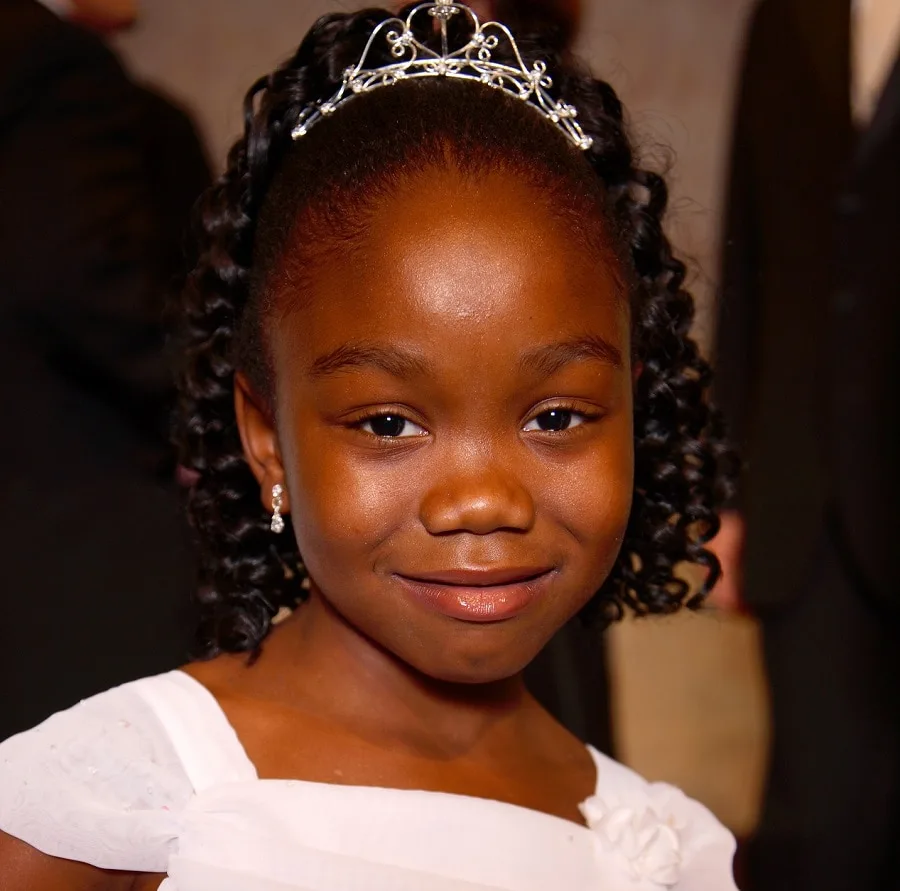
[{"xmin": 580, "ymin": 793, "xmax": 683, "ymax": 886}]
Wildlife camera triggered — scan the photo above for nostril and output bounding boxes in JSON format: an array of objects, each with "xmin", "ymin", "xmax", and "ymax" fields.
[{"xmin": 419, "ymin": 475, "xmax": 536, "ymax": 536}]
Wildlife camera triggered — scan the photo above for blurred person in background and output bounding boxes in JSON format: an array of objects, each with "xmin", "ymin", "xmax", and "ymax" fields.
[
  {"xmin": 0, "ymin": 0, "xmax": 210, "ymax": 738},
  {"xmin": 712, "ymin": 0, "xmax": 900, "ymax": 888}
]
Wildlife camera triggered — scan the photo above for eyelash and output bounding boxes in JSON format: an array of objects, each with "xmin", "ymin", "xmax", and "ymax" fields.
[
  {"xmin": 522, "ymin": 402, "xmax": 600, "ymax": 434},
  {"xmin": 354, "ymin": 412, "xmax": 428, "ymax": 440},
  {"xmin": 347, "ymin": 402, "xmax": 602, "ymax": 441}
]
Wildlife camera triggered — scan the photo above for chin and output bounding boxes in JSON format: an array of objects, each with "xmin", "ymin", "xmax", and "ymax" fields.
[
  {"xmin": 403, "ymin": 632, "xmax": 543, "ymax": 686},
  {"xmin": 423, "ymin": 664, "xmax": 526, "ymax": 686}
]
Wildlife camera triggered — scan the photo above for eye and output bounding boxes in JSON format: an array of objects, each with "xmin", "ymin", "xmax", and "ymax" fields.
[
  {"xmin": 358, "ymin": 413, "xmax": 427, "ymax": 438},
  {"xmin": 523, "ymin": 408, "xmax": 587, "ymax": 433}
]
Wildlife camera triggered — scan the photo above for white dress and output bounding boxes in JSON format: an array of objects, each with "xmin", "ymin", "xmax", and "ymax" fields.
[{"xmin": 0, "ymin": 671, "xmax": 738, "ymax": 890}]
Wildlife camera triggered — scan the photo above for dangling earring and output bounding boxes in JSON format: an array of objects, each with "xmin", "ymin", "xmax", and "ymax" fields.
[{"xmin": 270, "ymin": 483, "xmax": 285, "ymax": 534}]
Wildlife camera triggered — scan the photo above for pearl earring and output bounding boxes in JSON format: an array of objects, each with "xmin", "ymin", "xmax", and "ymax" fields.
[{"xmin": 270, "ymin": 483, "xmax": 285, "ymax": 534}]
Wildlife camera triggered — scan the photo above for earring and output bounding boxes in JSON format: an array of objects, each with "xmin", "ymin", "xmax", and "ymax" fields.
[{"xmin": 270, "ymin": 483, "xmax": 285, "ymax": 534}]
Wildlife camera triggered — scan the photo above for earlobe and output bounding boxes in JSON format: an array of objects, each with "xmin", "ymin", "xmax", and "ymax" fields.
[{"xmin": 234, "ymin": 372, "xmax": 289, "ymax": 515}]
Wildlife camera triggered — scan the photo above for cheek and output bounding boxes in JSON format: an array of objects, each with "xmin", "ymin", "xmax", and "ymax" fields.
[
  {"xmin": 548, "ymin": 420, "xmax": 634, "ymax": 561},
  {"xmin": 281, "ymin": 422, "xmax": 412, "ymax": 572}
]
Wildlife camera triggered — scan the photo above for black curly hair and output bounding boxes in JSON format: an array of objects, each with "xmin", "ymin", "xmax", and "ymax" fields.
[{"xmin": 173, "ymin": 5, "xmax": 736, "ymax": 659}]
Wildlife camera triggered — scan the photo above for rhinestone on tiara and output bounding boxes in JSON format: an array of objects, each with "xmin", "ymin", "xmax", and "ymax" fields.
[{"xmin": 290, "ymin": 0, "xmax": 593, "ymax": 150}]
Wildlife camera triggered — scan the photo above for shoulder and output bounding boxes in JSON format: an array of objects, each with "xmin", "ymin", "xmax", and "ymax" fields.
[
  {"xmin": 0, "ymin": 672, "xmax": 196, "ymax": 873},
  {"xmin": 0, "ymin": 0, "xmax": 116, "ymax": 101},
  {"xmin": 583, "ymin": 750, "xmax": 738, "ymax": 889}
]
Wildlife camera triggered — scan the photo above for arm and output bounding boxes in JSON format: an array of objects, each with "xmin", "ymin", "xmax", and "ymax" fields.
[{"xmin": 0, "ymin": 831, "xmax": 151, "ymax": 891}]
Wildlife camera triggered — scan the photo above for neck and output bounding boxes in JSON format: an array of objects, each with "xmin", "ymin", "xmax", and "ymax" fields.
[{"xmin": 245, "ymin": 590, "xmax": 533, "ymax": 758}]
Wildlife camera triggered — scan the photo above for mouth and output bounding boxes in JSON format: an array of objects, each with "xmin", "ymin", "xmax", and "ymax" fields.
[{"xmin": 393, "ymin": 566, "xmax": 555, "ymax": 623}]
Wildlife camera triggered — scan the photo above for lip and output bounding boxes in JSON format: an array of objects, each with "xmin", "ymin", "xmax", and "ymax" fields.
[
  {"xmin": 402, "ymin": 566, "xmax": 552, "ymax": 586},
  {"xmin": 394, "ymin": 566, "xmax": 555, "ymax": 623}
]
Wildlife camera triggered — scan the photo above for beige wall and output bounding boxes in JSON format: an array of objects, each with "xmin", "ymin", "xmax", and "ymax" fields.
[
  {"xmin": 115, "ymin": 0, "xmax": 766, "ymax": 833},
  {"xmin": 577, "ymin": 0, "xmax": 755, "ymax": 342}
]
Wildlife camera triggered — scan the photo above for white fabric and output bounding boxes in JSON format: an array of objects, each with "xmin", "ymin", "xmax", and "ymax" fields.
[
  {"xmin": 0, "ymin": 672, "xmax": 738, "ymax": 889},
  {"xmin": 0, "ymin": 674, "xmax": 192, "ymax": 872}
]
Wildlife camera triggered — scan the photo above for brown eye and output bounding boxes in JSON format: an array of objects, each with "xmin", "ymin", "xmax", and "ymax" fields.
[
  {"xmin": 524, "ymin": 409, "xmax": 584, "ymax": 433},
  {"xmin": 360, "ymin": 414, "xmax": 426, "ymax": 438}
]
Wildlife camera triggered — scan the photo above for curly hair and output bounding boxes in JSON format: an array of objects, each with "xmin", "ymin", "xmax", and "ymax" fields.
[{"xmin": 173, "ymin": 5, "xmax": 736, "ymax": 658}]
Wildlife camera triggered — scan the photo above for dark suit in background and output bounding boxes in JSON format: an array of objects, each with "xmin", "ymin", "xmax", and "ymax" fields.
[
  {"xmin": 716, "ymin": 0, "xmax": 900, "ymax": 887},
  {"xmin": 0, "ymin": 0, "xmax": 209, "ymax": 739}
]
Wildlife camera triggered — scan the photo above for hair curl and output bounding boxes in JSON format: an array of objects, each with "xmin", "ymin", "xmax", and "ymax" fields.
[{"xmin": 172, "ymin": 5, "xmax": 736, "ymax": 658}]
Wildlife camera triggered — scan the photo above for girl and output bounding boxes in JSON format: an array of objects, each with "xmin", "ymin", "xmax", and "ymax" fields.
[{"xmin": 0, "ymin": 3, "xmax": 738, "ymax": 888}]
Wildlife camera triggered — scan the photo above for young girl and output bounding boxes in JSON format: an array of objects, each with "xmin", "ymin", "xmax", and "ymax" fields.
[{"xmin": 0, "ymin": 3, "xmax": 738, "ymax": 888}]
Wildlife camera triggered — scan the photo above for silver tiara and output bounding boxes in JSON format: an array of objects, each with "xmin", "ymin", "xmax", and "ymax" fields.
[{"xmin": 290, "ymin": 0, "xmax": 593, "ymax": 150}]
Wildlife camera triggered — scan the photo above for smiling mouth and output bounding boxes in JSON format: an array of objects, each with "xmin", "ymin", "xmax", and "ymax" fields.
[{"xmin": 393, "ymin": 567, "xmax": 555, "ymax": 622}]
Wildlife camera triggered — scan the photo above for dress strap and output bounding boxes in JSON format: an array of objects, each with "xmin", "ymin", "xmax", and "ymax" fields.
[
  {"xmin": 585, "ymin": 744, "xmax": 605, "ymax": 795},
  {"xmin": 131, "ymin": 671, "xmax": 257, "ymax": 792}
]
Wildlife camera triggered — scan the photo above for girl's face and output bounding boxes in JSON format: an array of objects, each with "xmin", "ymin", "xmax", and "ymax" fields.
[{"xmin": 238, "ymin": 167, "xmax": 634, "ymax": 684}]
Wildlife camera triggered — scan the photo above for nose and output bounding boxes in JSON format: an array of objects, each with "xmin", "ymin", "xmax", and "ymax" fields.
[{"xmin": 419, "ymin": 460, "xmax": 536, "ymax": 536}]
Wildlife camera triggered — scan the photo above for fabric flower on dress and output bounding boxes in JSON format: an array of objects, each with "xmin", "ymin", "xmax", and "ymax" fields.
[{"xmin": 579, "ymin": 785, "xmax": 686, "ymax": 887}]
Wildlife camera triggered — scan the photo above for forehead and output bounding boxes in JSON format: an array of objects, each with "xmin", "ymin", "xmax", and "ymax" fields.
[{"xmin": 271, "ymin": 167, "xmax": 627, "ymax": 369}]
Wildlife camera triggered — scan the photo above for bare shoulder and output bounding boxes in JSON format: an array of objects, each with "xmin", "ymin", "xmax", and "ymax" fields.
[
  {"xmin": 179, "ymin": 652, "xmax": 252, "ymax": 700},
  {"xmin": 0, "ymin": 830, "xmax": 159, "ymax": 891}
]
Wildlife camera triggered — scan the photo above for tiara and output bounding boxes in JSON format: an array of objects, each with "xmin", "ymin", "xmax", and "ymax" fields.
[{"xmin": 290, "ymin": 0, "xmax": 593, "ymax": 150}]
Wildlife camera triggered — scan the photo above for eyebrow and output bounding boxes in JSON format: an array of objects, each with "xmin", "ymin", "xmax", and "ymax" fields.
[
  {"xmin": 521, "ymin": 334, "xmax": 624, "ymax": 377},
  {"xmin": 308, "ymin": 341, "xmax": 433, "ymax": 380},
  {"xmin": 307, "ymin": 333, "xmax": 624, "ymax": 381}
]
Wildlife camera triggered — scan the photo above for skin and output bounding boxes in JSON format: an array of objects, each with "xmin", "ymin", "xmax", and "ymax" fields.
[
  {"xmin": 68, "ymin": 0, "xmax": 138, "ymax": 32},
  {"xmin": 0, "ymin": 165, "xmax": 634, "ymax": 890},
  {"xmin": 705, "ymin": 509, "xmax": 748, "ymax": 614}
]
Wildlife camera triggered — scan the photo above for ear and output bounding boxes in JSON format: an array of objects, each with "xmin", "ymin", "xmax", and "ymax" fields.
[{"xmin": 234, "ymin": 372, "xmax": 289, "ymax": 517}]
